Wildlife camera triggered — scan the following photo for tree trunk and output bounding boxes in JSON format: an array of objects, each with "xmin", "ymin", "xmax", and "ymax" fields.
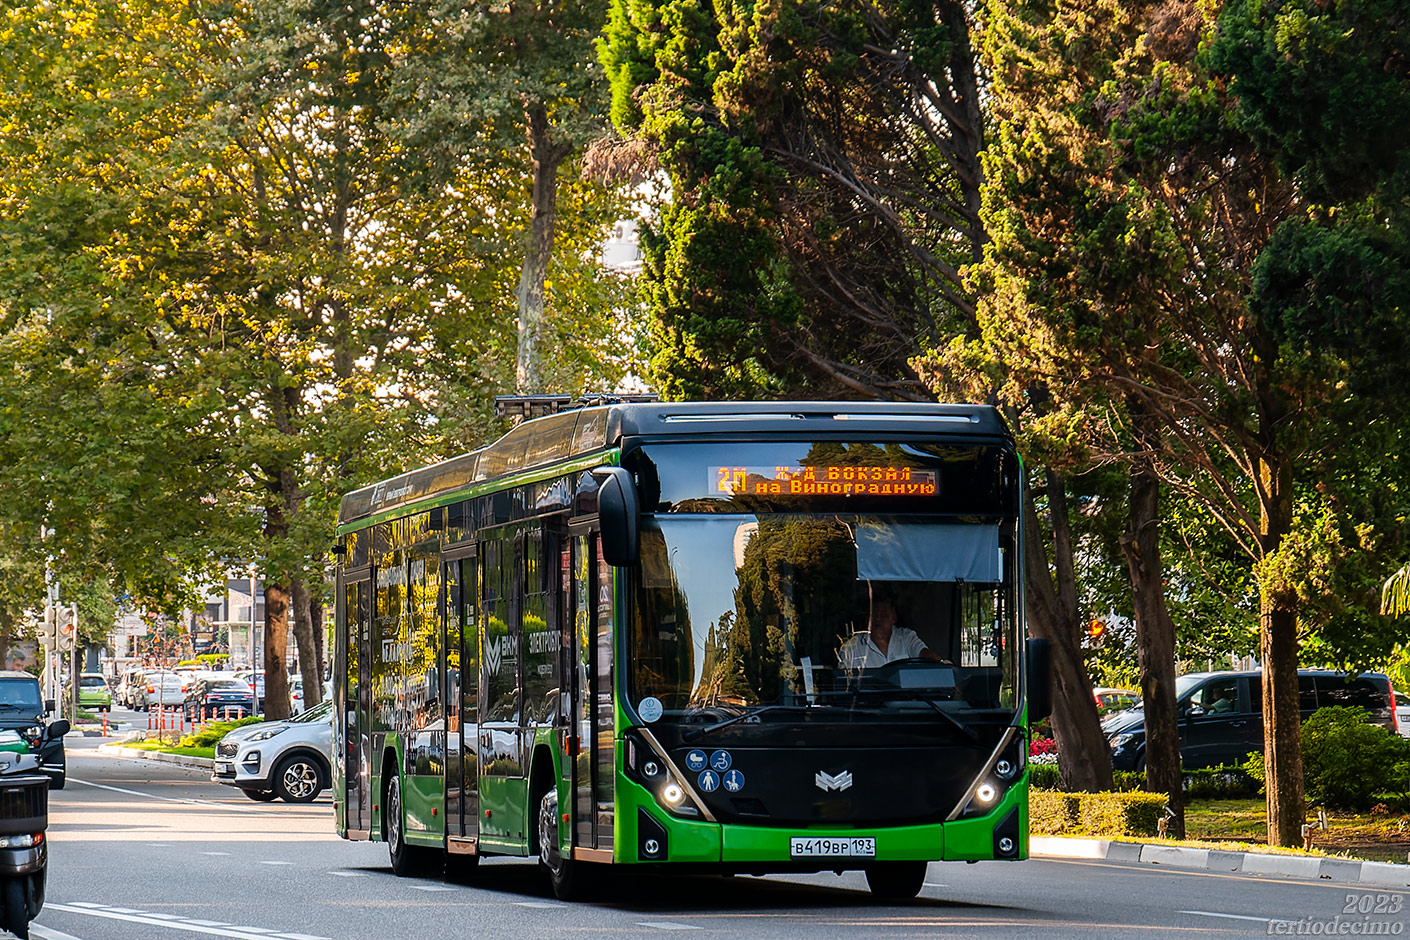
[
  {"xmin": 264, "ymin": 581, "xmax": 291, "ymax": 721},
  {"xmin": 514, "ymin": 101, "xmax": 572, "ymax": 393},
  {"xmin": 1023, "ymin": 471, "xmax": 1112, "ymax": 792},
  {"xmin": 1258, "ymin": 454, "xmax": 1304, "ymax": 846},
  {"xmin": 290, "ymin": 579, "xmax": 321, "ymax": 713},
  {"xmin": 310, "ymin": 595, "xmax": 326, "ymax": 707},
  {"xmin": 1120, "ymin": 460, "xmax": 1184, "ymax": 836}
]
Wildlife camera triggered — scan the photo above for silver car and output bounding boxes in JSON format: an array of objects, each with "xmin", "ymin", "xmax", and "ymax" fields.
[{"xmin": 210, "ymin": 700, "xmax": 332, "ymax": 803}]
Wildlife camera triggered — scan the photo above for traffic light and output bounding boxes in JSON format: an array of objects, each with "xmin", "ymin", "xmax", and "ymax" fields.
[
  {"xmin": 56, "ymin": 605, "xmax": 77, "ymax": 652},
  {"xmin": 1087, "ymin": 619, "xmax": 1106, "ymax": 641},
  {"xmin": 39, "ymin": 606, "xmax": 57, "ymax": 650}
]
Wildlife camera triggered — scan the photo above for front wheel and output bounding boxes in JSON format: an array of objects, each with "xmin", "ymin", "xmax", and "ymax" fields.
[
  {"xmin": 537, "ymin": 789, "xmax": 579, "ymax": 900},
  {"xmin": 272, "ymin": 755, "xmax": 322, "ymax": 803},
  {"xmin": 865, "ymin": 861, "xmax": 928, "ymax": 901},
  {"xmin": 1, "ymin": 875, "xmax": 30, "ymax": 939}
]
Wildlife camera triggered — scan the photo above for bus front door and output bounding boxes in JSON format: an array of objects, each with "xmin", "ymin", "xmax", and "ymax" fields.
[{"xmin": 570, "ymin": 533, "xmax": 613, "ymax": 857}]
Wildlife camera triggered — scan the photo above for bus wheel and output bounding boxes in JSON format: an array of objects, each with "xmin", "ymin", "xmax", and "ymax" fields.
[
  {"xmin": 864, "ymin": 861, "xmax": 927, "ymax": 901},
  {"xmin": 537, "ymin": 789, "xmax": 578, "ymax": 900},
  {"xmin": 385, "ymin": 775, "xmax": 435, "ymax": 878}
]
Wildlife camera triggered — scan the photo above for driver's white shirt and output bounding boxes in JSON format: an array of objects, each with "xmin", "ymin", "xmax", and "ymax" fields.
[{"xmin": 840, "ymin": 627, "xmax": 929, "ymax": 668}]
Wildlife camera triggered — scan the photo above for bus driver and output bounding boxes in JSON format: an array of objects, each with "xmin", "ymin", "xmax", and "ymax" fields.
[{"xmin": 839, "ymin": 594, "xmax": 946, "ymax": 668}]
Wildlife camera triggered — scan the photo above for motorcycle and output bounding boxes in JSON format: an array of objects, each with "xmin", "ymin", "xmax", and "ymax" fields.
[{"xmin": 0, "ymin": 720, "xmax": 67, "ymax": 939}]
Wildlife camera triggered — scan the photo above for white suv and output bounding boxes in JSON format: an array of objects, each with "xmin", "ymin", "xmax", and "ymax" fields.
[{"xmin": 211, "ymin": 700, "xmax": 332, "ymax": 802}]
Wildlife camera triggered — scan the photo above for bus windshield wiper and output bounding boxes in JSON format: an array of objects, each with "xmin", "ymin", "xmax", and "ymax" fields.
[
  {"xmin": 681, "ymin": 704, "xmax": 794, "ymax": 742},
  {"xmin": 855, "ymin": 689, "xmax": 980, "ymax": 742}
]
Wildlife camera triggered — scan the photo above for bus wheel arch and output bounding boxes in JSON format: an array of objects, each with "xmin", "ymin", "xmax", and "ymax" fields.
[
  {"xmin": 529, "ymin": 745, "xmax": 579, "ymax": 899},
  {"xmin": 382, "ymin": 750, "xmax": 435, "ymax": 877}
]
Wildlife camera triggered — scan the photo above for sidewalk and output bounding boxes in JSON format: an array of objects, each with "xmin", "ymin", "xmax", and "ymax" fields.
[
  {"xmin": 1031, "ymin": 835, "xmax": 1410, "ymax": 888},
  {"xmin": 95, "ymin": 742, "xmax": 214, "ymax": 770}
]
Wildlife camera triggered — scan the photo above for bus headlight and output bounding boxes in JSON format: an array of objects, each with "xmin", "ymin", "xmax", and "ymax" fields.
[
  {"xmin": 975, "ymin": 782, "xmax": 998, "ymax": 805},
  {"xmin": 995, "ymin": 759, "xmax": 1017, "ymax": 780},
  {"xmin": 662, "ymin": 782, "xmax": 685, "ymax": 805}
]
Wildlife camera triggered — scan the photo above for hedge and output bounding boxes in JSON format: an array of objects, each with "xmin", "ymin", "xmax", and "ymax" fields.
[
  {"xmin": 1029, "ymin": 763, "xmax": 1259, "ymax": 799},
  {"xmin": 1030, "ymin": 789, "xmax": 1080, "ymax": 834},
  {"xmin": 1030, "ymin": 788, "xmax": 1168, "ymax": 838},
  {"xmin": 1078, "ymin": 791, "xmax": 1167, "ymax": 838}
]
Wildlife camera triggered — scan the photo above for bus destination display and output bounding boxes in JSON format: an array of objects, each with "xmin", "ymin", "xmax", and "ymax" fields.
[{"xmin": 710, "ymin": 465, "xmax": 939, "ymax": 497}]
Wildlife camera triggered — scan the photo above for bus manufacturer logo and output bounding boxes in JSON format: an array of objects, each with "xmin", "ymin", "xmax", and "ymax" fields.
[{"xmin": 814, "ymin": 770, "xmax": 853, "ymax": 792}]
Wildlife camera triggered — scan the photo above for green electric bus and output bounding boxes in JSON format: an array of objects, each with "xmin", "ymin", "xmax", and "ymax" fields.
[{"xmin": 332, "ymin": 401, "xmax": 1050, "ymax": 900}]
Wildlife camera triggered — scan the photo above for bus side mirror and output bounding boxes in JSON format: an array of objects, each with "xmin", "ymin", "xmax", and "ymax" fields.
[
  {"xmin": 43, "ymin": 699, "xmax": 54, "ymax": 715},
  {"xmin": 47, "ymin": 719, "xmax": 70, "ymax": 740},
  {"xmin": 594, "ymin": 466, "xmax": 639, "ymax": 567},
  {"xmin": 1026, "ymin": 638, "xmax": 1053, "ymax": 722}
]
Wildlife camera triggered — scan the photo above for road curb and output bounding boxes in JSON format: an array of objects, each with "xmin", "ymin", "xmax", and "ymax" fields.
[
  {"xmin": 1031, "ymin": 836, "xmax": 1410, "ymax": 887},
  {"xmin": 95, "ymin": 743, "xmax": 213, "ymax": 770}
]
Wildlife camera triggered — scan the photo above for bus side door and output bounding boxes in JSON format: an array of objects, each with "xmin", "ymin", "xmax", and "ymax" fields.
[
  {"xmin": 478, "ymin": 530, "xmax": 526, "ymax": 849},
  {"xmin": 444, "ymin": 551, "xmax": 479, "ymax": 845}
]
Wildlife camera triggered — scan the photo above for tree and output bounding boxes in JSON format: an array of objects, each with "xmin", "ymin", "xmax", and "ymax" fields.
[
  {"xmin": 974, "ymin": 0, "xmax": 1410, "ymax": 845},
  {"xmin": 0, "ymin": 0, "xmax": 638, "ymax": 718},
  {"xmin": 601, "ymin": 0, "xmax": 986, "ymax": 400},
  {"xmin": 607, "ymin": 0, "xmax": 1116, "ymax": 790}
]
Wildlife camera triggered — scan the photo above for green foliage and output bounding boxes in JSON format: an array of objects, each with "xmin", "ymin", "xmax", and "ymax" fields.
[
  {"xmin": 602, "ymin": 0, "xmax": 985, "ymax": 399},
  {"xmin": 1031, "ymin": 788, "xmax": 1168, "ymax": 838},
  {"xmin": 1211, "ymin": 0, "xmax": 1410, "ymax": 205},
  {"xmin": 1183, "ymin": 766, "xmax": 1263, "ymax": 801},
  {"xmin": 1029, "ymin": 789, "xmax": 1080, "ymax": 834},
  {"xmin": 1299, "ymin": 707, "xmax": 1410, "ymax": 810},
  {"xmin": 1029, "ymin": 763, "xmax": 1060, "ymax": 791},
  {"xmin": 1078, "ymin": 791, "xmax": 1168, "ymax": 838},
  {"xmin": 179, "ymin": 716, "xmax": 263, "ymax": 749}
]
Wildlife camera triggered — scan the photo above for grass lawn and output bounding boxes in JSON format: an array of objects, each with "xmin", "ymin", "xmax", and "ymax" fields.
[
  {"xmin": 1186, "ymin": 799, "xmax": 1410, "ymax": 864},
  {"xmin": 123, "ymin": 740, "xmax": 215, "ymax": 760}
]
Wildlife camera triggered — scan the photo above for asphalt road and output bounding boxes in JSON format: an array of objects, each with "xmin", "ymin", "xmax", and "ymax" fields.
[{"xmin": 21, "ymin": 715, "xmax": 1407, "ymax": 940}]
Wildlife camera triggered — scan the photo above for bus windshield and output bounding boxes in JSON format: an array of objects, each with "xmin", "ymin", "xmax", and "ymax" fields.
[{"xmin": 628, "ymin": 514, "xmax": 1019, "ymax": 728}]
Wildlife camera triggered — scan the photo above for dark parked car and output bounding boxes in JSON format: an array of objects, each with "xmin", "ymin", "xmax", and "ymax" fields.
[
  {"xmin": 1106, "ymin": 669, "xmax": 1396, "ymax": 771},
  {"xmin": 0, "ymin": 671, "xmax": 66, "ymax": 790},
  {"xmin": 183, "ymin": 678, "xmax": 255, "ymax": 720}
]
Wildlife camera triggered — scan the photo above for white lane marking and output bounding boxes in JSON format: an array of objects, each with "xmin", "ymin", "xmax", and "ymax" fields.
[
  {"xmin": 259, "ymin": 860, "xmax": 294, "ymax": 866},
  {"xmin": 515, "ymin": 901, "xmax": 566, "ymax": 909},
  {"xmin": 67, "ymin": 778, "xmax": 283, "ymax": 815},
  {"xmin": 32, "ymin": 925, "xmax": 90, "ymax": 940},
  {"xmin": 411, "ymin": 885, "xmax": 456, "ymax": 892},
  {"xmin": 923, "ymin": 882, "xmax": 949, "ymax": 887},
  {"xmin": 203, "ymin": 852, "xmax": 233, "ymax": 856},
  {"xmin": 44, "ymin": 903, "xmax": 330, "ymax": 940},
  {"xmin": 328, "ymin": 871, "xmax": 367, "ymax": 877},
  {"xmin": 637, "ymin": 923, "xmax": 701, "ymax": 931},
  {"xmin": 1179, "ymin": 910, "xmax": 1295, "ymax": 925}
]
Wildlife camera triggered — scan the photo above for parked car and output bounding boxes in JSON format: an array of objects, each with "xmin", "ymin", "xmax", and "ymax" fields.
[
  {"xmin": 72, "ymin": 673, "xmax": 112, "ymax": 712},
  {"xmin": 182, "ymin": 678, "xmax": 255, "ymax": 720},
  {"xmin": 1093, "ymin": 687, "xmax": 1139, "ymax": 713},
  {"xmin": 0, "ymin": 671, "xmax": 66, "ymax": 789},
  {"xmin": 210, "ymin": 699, "xmax": 332, "ymax": 802},
  {"xmin": 1106, "ymin": 669, "xmax": 1397, "ymax": 771},
  {"xmin": 1395, "ymin": 691, "xmax": 1410, "ymax": 738},
  {"xmin": 116, "ymin": 669, "xmax": 146, "ymax": 708},
  {"xmin": 141, "ymin": 671, "xmax": 188, "ymax": 710}
]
